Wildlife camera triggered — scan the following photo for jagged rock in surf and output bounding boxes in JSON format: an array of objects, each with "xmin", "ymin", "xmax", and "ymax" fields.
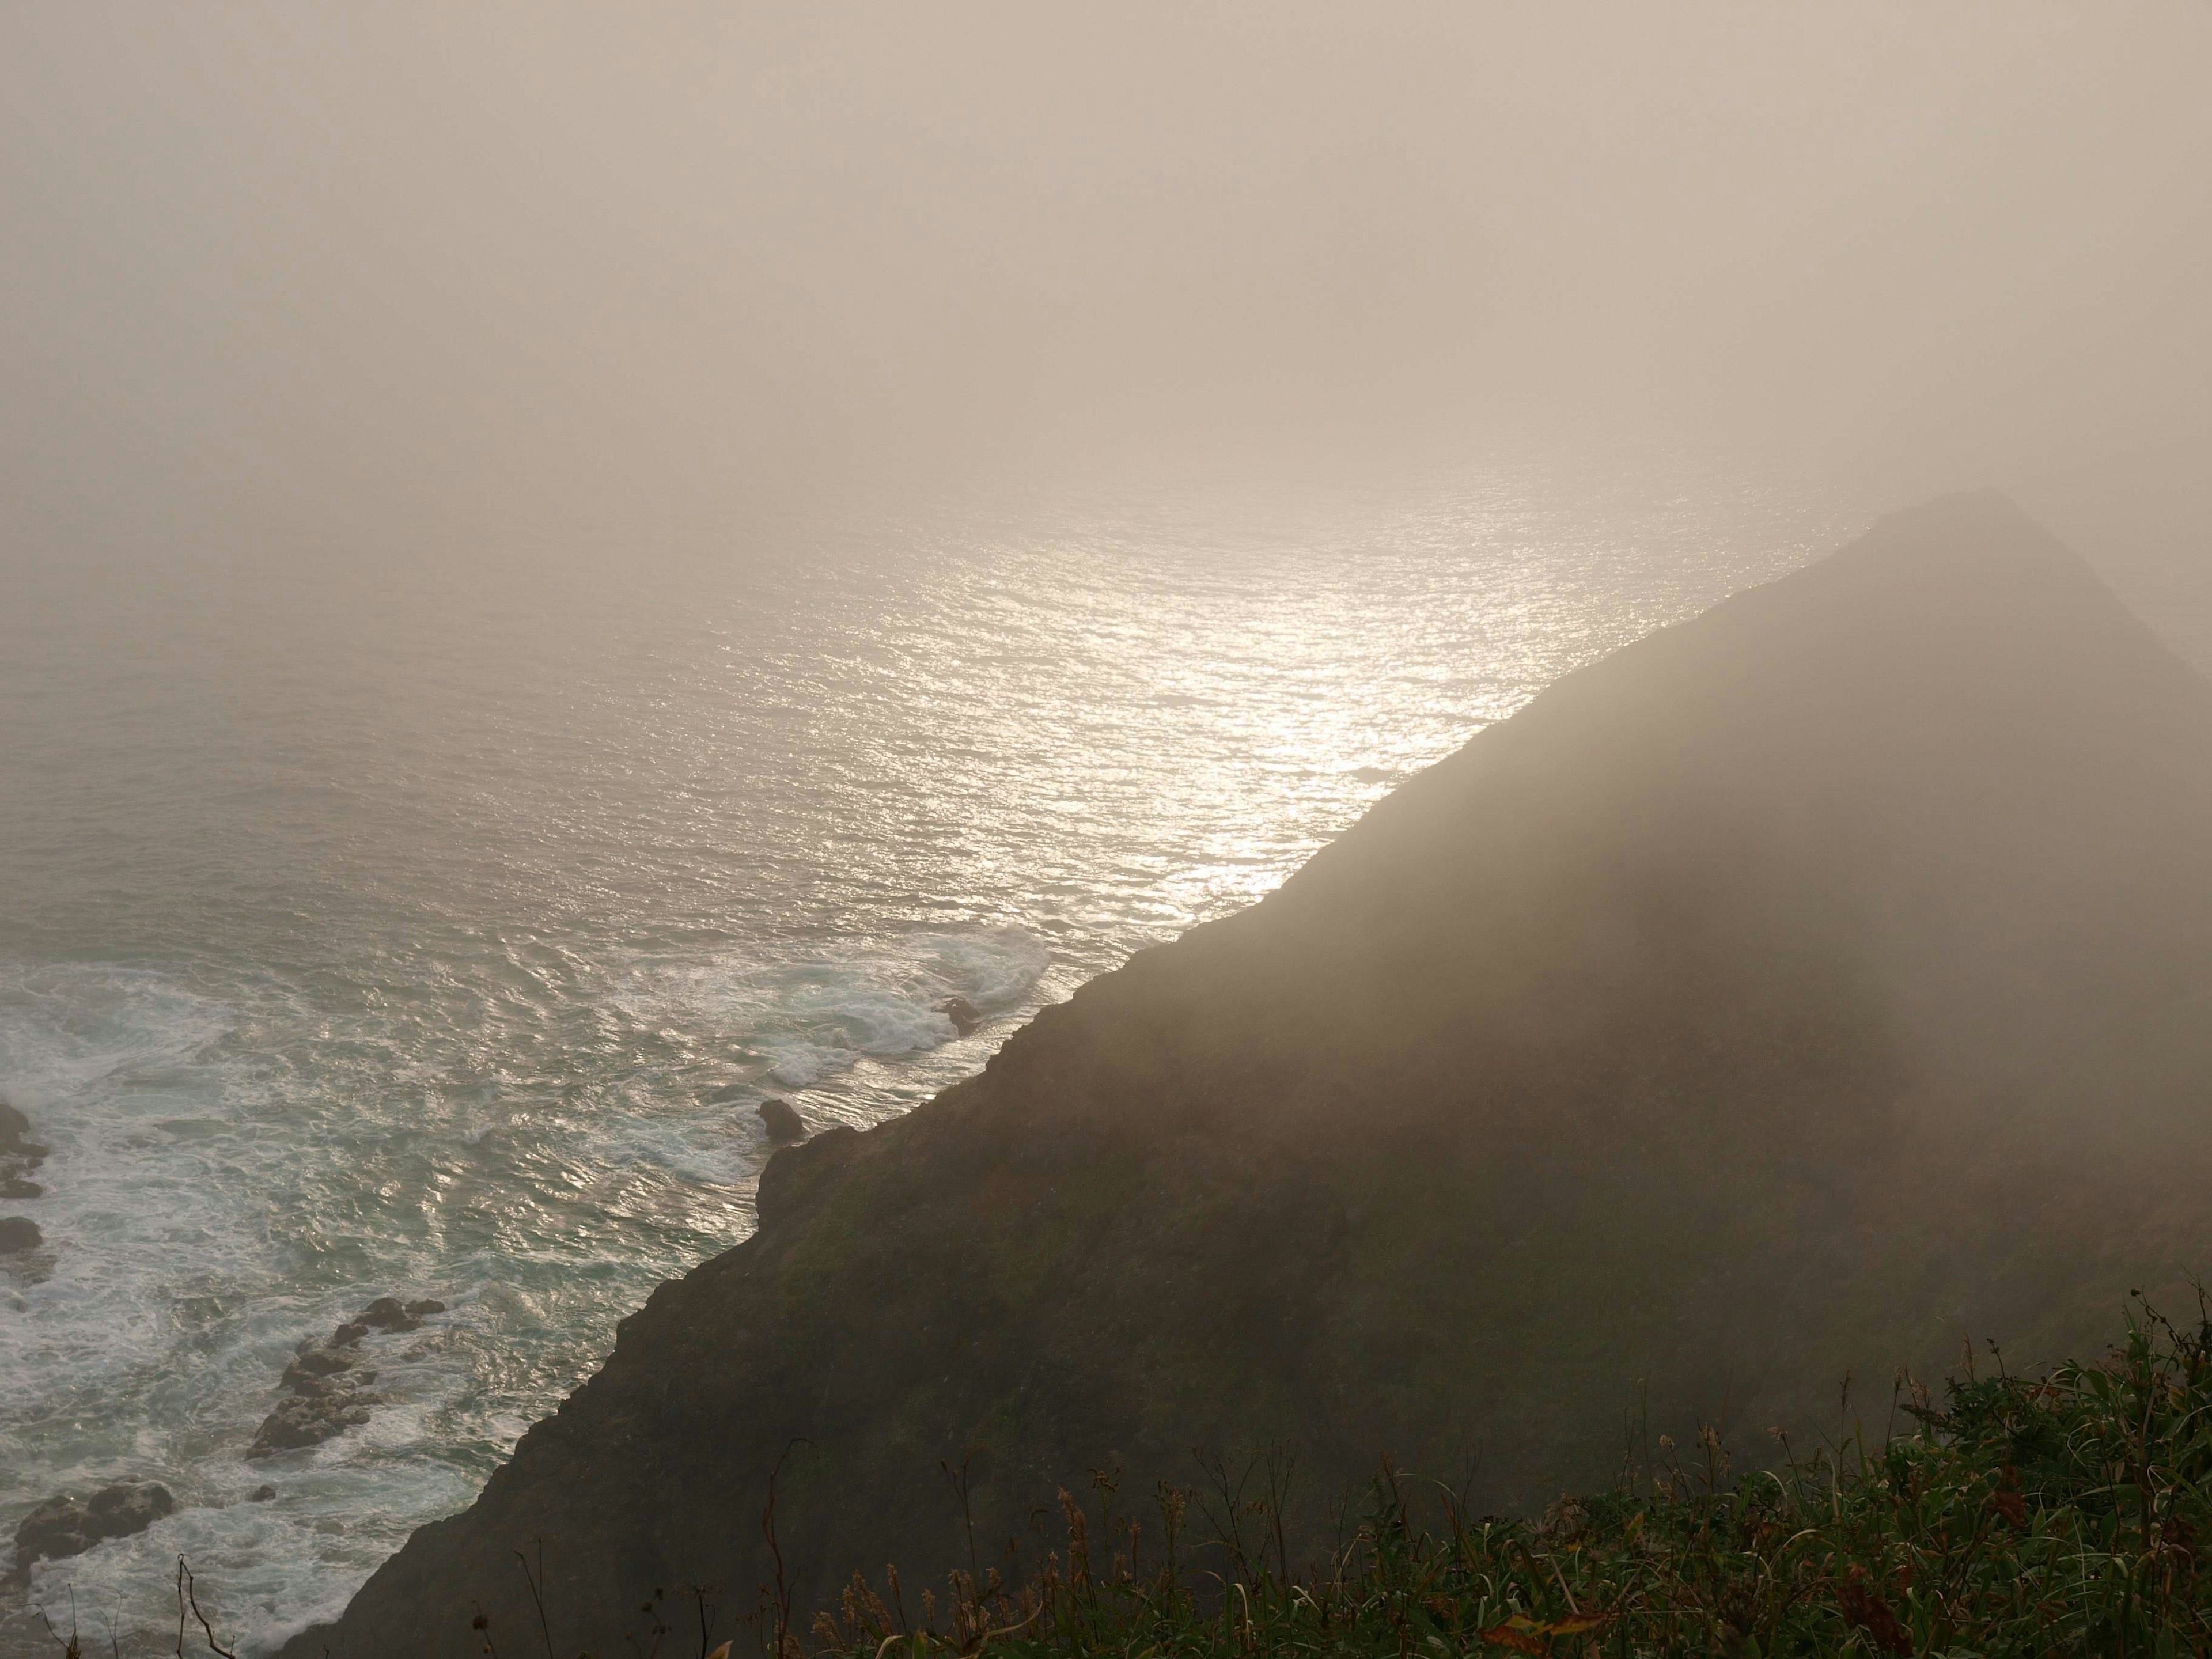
[
  {"xmin": 937, "ymin": 995, "xmax": 985, "ymax": 1036},
  {"xmin": 250, "ymin": 1298, "xmax": 444, "ymax": 1457},
  {"xmin": 287, "ymin": 496, "xmax": 2212, "ymax": 1659},
  {"xmin": 756, "ymin": 1097, "xmax": 806, "ymax": 1141},
  {"xmin": 13, "ymin": 1484, "xmax": 175, "ymax": 1570},
  {"xmin": 249, "ymin": 1392, "xmax": 378, "ymax": 1457},
  {"xmin": 0, "ymin": 1100, "xmax": 47, "ymax": 1165},
  {"xmin": 0, "ymin": 1100, "xmax": 49, "ymax": 1203},
  {"xmin": 283, "ymin": 1345, "xmax": 358, "ymax": 1385},
  {"xmin": 359, "ymin": 1296, "xmax": 422, "ymax": 1333}
]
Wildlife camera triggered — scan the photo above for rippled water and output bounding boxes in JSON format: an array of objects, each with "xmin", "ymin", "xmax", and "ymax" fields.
[{"xmin": 0, "ymin": 454, "xmax": 1861, "ymax": 1652}]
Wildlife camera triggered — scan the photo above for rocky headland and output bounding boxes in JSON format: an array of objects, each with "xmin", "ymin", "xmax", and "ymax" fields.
[{"xmin": 288, "ymin": 495, "xmax": 2212, "ymax": 1657}]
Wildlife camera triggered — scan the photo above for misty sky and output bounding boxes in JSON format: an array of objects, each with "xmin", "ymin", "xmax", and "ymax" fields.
[{"xmin": 3, "ymin": 3, "xmax": 2207, "ymax": 577}]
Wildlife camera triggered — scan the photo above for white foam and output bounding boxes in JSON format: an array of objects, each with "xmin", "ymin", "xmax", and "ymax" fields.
[
  {"xmin": 0, "ymin": 966, "xmax": 241, "ymax": 1382},
  {"xmin": 0, "ymin": 963, "xmax": 231, "ymax": 1101},
  {"xmin": 24, "ymin": 1455, "xmax": 481, "ymax": 1657},
  {"xmin": 0, "ymin": 938, "xmax": 1060, "ymax": 1652},
  {"xmin": 918, "ymin": 929, "xmax": 1054, "ymax": 1008},
  {"xmin": 619, "ymin": 927, "xmax": 1050, "ymax": 1094},
  {"xmin": 0, "ymin": 964, "xmax": 493, "ymax": 1655}
]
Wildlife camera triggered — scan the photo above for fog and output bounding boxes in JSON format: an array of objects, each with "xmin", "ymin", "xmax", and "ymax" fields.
[
  {"xmin": 12, "ymin": 10, "xmax": 2212, "ymax": 1642},
  {"xmin": 4, "ymin": 2, "xmax": 2207, "ymax": 584}
]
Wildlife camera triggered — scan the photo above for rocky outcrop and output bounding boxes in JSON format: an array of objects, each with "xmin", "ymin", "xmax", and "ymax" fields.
[
  {"xmin": 755, "ymin": 1097, "xmax": 806, "ymax": 1141},
  {"xmin": 289, "ymin": 497, "xmax": 2212, "ymax": 1659},
  {"xmin": 0, "ymin": 1099, "xmax": 48, "ymax": 1202},
  {"xmin": 935, "ymin": 995, "xmax": 984, "ymax": 1036},
  {"xmin": 12, "ymin": 1483, "xmax": 174, "ymax": 1572},
  {"xmin": 362, "ymin": 1295, "xmax": 443, "ymax": 1331},
  {"xmin": 0, "ymin": 1100, "xmax": 46, "ymax": 1165},
  {"xmin": 249, "ymin": 1297, "xmax": 445, "ymax": 1457}
]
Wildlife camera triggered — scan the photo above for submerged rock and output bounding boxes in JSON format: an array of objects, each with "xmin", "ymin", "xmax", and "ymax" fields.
[
  {"xmin": 0, "ymin": 1217, "xmax": 41, "ymax": 1253},
  {"xmin": 249, "ymin": 1484, "xmax": 277, "ymax": 1502},
  {"xmin": 0, "ymin": 1100, "xmax": 47, "ymax": 1165},
  {"xmin": 285, "ymin": 1366, "xmax": 377, "ymax": 1402},
  {"xmin": 756, "ymin": 1096, "xmax": 806, "ymax": 1142},
  {"xmin": 0, "ymin": 1100, "xmax": 50, "ymax": 1208},
  {"xmin": 13, "ymin": 1483, "xmax": 175, "ymax": 1570},
  {"xmin": 285, "ymin": 1343, "xmax": 356, "ymax": 1380}
]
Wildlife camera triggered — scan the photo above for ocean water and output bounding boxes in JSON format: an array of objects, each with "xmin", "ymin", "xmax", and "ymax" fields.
[{"xmin": 0, "ymin": 455, "xmax": 1862, "ymax": 1653}]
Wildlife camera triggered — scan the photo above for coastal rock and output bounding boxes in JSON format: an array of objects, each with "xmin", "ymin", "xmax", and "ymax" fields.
[
  {"xmin": 755, "ymin": 1125, "xmax": 861, "ymax": 1230},
  {"xmin": 358, "ymin": 1297, "xmax": 421, "ymax": 1334},
  {"xmin": 755, "ymin": 1097, "xmax": 806, "ymax": 1141},
  {"xmin": 936, "ymin": 995, "xmax": 984, "ymax": 1036},
  {"xmin": 0, "ymin": 1100, "xmax": 47, "ymax": 1165},
  {"xmin": 251, "ymin": 1299, "xmax": 443, "ymax": 1459},
  {"xmin": 249, "ymin": 1393, "xmax": 377, "ymax": 1457},
  {"xmin": 0, "ymin": 1100, "xmax": 50, "ymax": 1205},
  {"xmin": 285, "ymin": 1368, "xmax": 377, "ymax": 1402},
  {"xmin": 0, "ymin": 1217, "xmax": 41, "ymax": 1253},
  {"xmin": 13, "ymin": 1483, "xmax": 175, "ymax": 1569},
  {"xmin": 287, "ymin": 497, "xmax": 2212, "ymax": 1658},
  {"xmin": 285, "ymin": 1345, "xmax": 357, "ymax": 1383},
  {"xmin": 249, "ymin": 1485, "xmax": 278, "ymax": 1502}
]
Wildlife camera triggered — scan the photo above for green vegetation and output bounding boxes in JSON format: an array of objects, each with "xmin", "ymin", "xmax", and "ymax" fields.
[{"xmin": 781, "ymin": 1297, "xmax": 2212, "ymax": 1659}]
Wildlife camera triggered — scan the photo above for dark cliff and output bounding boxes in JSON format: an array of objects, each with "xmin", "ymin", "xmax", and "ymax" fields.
[{"xmin": 290, "ymin": 493, "xmax": 2212, "ymax": 1657}]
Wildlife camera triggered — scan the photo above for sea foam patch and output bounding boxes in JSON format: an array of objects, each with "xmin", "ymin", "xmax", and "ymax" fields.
[
  {"xmin": 0, "ymin": 966, "xmax": 490, "ymax": 1654},
  {"xmin": 0, "ymin": 964, "xmax": 240, "ymax": 1377},
  {"xmin": 0, "ymin": 963, "xmax": 232, "ymax": 1102},
  {"xmin": 619, "ymin": 927, "xmax": 1048, "ymax": 1090}
]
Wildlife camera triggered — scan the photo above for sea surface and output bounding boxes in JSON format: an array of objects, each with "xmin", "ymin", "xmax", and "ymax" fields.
[{"xmin": 0, "ymin": 453, "xmax": 1865, "ymax": 1653}]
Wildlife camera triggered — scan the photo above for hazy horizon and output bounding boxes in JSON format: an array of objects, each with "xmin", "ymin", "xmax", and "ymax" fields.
[
  {"xmin": 6, "ymin": 7, "xmax": 2212, "ymax": 1650},
  {"xmin": 3, "ymin": 3, "xmax": 2207, "ymax": 585}
]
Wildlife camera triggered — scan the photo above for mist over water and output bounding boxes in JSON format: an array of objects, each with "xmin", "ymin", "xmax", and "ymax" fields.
[
  {"xmin": 1, "ymin": 456, "xmax": 1860, "ymax": 1647},
  {"xmin": 3, "ymin": 1, "xmax": 2209, "ymax": 1649}
]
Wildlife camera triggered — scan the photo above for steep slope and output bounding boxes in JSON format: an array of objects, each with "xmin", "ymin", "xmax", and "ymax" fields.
[{"xmin": 291, "ymin": 493, "xmax": 2212, "ymax": 1657}]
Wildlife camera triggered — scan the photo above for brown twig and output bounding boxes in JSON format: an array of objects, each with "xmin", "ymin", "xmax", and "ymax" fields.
[
  {"xmin": 177, "ymin": 1559, "xmax": 238, "ymax": 1659},
  {"xmin": 516, "ymin": 1541, "xmax": 558, "ymax": 1659},
  {"xmin": 764, "ymin": 1440, "xmax": 811, "ymax": 1658}
]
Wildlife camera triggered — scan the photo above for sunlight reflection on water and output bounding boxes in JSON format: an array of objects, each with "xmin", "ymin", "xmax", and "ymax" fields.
[{"xmin": 0, "ymin": 453, "xmax": 1863, "ymax": 1650}]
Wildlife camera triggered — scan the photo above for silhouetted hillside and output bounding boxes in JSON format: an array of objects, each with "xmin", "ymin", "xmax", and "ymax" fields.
[{"xmin": 288, "ymin": 493, "xmax": 2212, "ymax": 1657}]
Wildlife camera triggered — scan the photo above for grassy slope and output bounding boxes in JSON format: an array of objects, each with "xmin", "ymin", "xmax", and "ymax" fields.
[{"xmin": 772, "ymin": 1298, "xmax": 2212, "ymax": 1659}]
